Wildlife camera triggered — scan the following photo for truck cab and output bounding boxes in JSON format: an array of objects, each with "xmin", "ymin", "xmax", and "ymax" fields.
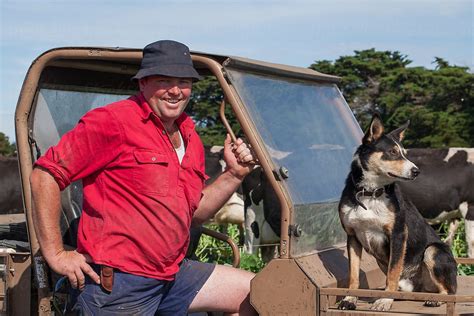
[{"xmin": 5, "ymin": 46, "xmax": 473, "ymax": 315}]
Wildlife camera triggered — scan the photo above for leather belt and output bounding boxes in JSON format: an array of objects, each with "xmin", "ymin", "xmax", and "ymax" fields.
[{"xmin": 100, "ymin": 265, "xmax": 114, "ymax": 292}]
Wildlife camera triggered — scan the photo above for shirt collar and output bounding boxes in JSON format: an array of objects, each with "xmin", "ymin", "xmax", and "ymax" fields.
[
  {"xmin": 132, "ymin": 93, "xmax": 153, "ymax": 120},
  {"xmin": 131, "ymin": 92, "xmax": 195, "ymax": 132}
]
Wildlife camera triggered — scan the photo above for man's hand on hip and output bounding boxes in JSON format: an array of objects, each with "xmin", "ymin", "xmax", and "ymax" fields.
[{"xmin": 47, "ymin": 250, "xmax": 100, "ymax": 290}]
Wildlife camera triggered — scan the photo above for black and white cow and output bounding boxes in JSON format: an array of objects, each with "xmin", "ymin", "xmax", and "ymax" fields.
[
  {"xmin": 204, "ymin": 146, "xmax": 279, "ymax": 257},
  {"xmin": 204, "ymin": 146, "xmax": 245, "ymax": 235},
  {"xmin": 401, "ymin": 147, "xmax": 474, "ymax": 257},
  {"xmin": 241, "ymin": 166, "xmax": 280, "ymax": 259},
  {"xmin": 0, "ymin": 156, "xmax": 22, "ymax": 214}
]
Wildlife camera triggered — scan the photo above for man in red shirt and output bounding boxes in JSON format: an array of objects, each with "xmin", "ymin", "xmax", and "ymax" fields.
[{"xmin": 30, "ymin": 40, "xmax": 258, "ymax": 315}]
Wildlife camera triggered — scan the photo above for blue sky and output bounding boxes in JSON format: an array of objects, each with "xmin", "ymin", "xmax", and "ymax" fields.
[{"xmin": 1, "ymin": 0, "xmax": 472, "ymax": 141}]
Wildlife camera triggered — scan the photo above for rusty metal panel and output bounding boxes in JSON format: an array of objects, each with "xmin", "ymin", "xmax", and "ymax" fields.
[
  {"xmin": 323, "ymin": 298, "xmax": 474, "ymax": 315},
  {"xmin": 0, "ymin": 255, "xmax": 6, "ymax": 315},
  {"xmin": 0, "ymin": 253, "xmax": 31, "ymax": 316},
  {"xmin": 8, "ymin": 253, "xmax": 31, "ymax": 316},
  {"xmin": 251, "ymin": 259, "xmax": 317, "ymax": 316},
  {"xmin": 295, "ymin": 246, "xmax": 385, "ymax": 290},
  {"xmin": 320, "ymin": 276, "xmax": 474, "ymax": 315},
  {"xmin": 223, "ymin": 56, "xmax": 341, "ymax": 83}
]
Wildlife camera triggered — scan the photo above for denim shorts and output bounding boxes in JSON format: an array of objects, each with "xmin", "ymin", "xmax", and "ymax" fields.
[{"xmin": 73, "ymin": 259, "xmax": 215, "ymax": 316}]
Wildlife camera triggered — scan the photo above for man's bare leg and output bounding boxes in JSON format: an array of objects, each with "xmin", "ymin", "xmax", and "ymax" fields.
[{"xmin": 189, "ymin": 264, "xmax": 257, "ymax": 316}]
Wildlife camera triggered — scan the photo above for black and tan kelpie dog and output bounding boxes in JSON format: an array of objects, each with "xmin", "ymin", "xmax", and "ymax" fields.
[{"xmin": 338, "ymin": 114, "xmax": 457, "ymax": 311}]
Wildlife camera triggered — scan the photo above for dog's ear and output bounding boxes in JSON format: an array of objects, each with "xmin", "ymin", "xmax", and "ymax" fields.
[
  {"xmin": 363, "ymin": 114, "xmax": 384, "ymax": 144},
  {"xmin": 388, "ymin": 120, "xmax": 410, "ymax": 142}
]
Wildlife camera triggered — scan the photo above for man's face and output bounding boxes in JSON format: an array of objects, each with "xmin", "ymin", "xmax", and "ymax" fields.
[{"xmin": 139, "ymin": 76, "xmax": 193, "ymax": 125}]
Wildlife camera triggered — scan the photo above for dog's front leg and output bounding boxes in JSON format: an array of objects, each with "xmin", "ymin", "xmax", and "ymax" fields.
[
  {"xmin": 339, "ymin": 234, "xmax": 362, "ymax": 310},
  {"xmin": 371, "ymin": 225, "xmax": 407, "ymax": 311}
]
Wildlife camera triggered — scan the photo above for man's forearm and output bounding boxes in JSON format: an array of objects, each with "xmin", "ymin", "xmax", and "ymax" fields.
[
  {"xmin": 30, "ymin": 168, "xmax": 65, "ymax": 260},
  {"xmin": 192, "ymin": 170, "xmax": 243, "ymax": 225},
  {"xmin": 30, "ymin": 168, "xmax": 100, "ymax": 288}
]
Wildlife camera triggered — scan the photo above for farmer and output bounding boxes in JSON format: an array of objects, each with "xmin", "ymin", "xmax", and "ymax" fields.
[{"xmin": 30, "ymin": 40, "xmax": 257, "ymax": 315}]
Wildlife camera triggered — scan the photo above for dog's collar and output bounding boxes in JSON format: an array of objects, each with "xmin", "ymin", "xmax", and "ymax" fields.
[
  {"xmin": 351, "ymin": 174, "xmax": 385, "ymax": 210},
  {"xmin": 355, "ymin": 187, "xmax": 385, "ymax": 210}
]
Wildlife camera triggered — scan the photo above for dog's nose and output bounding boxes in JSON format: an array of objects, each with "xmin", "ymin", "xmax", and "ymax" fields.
[{"xmin": 411, "ymin": 167, "xmax": 420, "ymax": 178}]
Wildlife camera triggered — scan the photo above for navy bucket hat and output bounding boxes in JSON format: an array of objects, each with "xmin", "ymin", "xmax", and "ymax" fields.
[{"xmin": 132, "ymin": 40, "xmax": 201, "ymax": 81}]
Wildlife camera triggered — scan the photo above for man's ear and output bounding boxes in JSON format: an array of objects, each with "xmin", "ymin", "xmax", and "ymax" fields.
[
  {"xmin": 138, "ymin": 78, "xmax": 147, "ymax": 91},
  {"xmin": 388, "ymin": 120, "xmax": 410, "ymax": 142},
  {"xmin": 362, "ymin": 113, "xmax": 384, "ymax": 145}
]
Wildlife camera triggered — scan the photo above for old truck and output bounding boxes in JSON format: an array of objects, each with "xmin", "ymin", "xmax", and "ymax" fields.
[{"xmin": 2, "ymin": 46, "xmax": 473, "ymax": 315}]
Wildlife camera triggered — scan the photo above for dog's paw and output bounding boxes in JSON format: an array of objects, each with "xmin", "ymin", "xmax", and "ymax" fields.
[
  {"xmin": 424, "ymin": 300, "xmax": 442, "ymax": 307},
  {"xmin": 371, "ymin": 298, "xmax": 393, "ymax": 311},
  {"xmin": 338, "ymin": 296, "xmax": 357, "ymax": 310}
]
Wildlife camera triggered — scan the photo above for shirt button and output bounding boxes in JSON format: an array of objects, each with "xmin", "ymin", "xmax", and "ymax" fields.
[
  {"xmin": 162, "ymin": 130, "xmax": 166, "ymax": 134},
  {"xmin": 151, "ymin": 157, "xmax": 156, "ymax": 161}
]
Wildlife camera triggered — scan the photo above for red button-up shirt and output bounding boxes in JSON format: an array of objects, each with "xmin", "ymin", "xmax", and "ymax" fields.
[{"xmin": 34, "ymin": 93, "xmax": 208, "ymax": 280}]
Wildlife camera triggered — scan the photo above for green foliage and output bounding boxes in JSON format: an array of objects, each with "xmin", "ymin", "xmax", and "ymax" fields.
[
  {"xmin": 239, "ymin": 251, "xmax": 266, "ymax": 273},
  {"xmin": 436, "ymin": 220, "xmax": 474, "ymax": 276},
  {"xmin": 0, "ymin": 132, "xmax": 16, "ymax": 156},
  {"xmin": 311, "ymin": 49, "xmax": 411, "ymax": 112},
  {"xmin": 187, "ymin": 76, "xmax": 242, "ymax": 146},
  {"xmin": 310, "ymin": 49, "xmax": 474, "ymax": 147},
  {"xmin": 196, "ymin": 223, "xmax": 265, "ymax": 273}
]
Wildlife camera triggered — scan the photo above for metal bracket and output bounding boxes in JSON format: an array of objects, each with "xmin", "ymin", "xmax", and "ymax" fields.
[
  {"xmin": 279, "ymin": 166, "xmax": 289, "ymax": 179},
  {"xmin": 273, "ymin": 166, "xmax": 289, "ymax": 181},
  {"xmin": 288, "ymin": 224, "xmax": 302, "ymax": 237},
  {"xmin": 28, "ymin": 130, "xmax": 41, "ymax": 160}
]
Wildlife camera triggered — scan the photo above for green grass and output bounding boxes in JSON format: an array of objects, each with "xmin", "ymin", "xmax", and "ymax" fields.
[
  {"xmin": 436, "ymin": 219, "xmax": 474, "ymax": 276},
  {"xmin": 196, "ymin": 220, "xmax": 473, "ymax": 276},
  {"xmin": 196, "ymin": 223, "xmax": 265, "ymax": 273}
]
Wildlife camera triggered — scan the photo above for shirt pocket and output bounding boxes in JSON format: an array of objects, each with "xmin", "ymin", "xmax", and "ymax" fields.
[{"xmin": 132, "ymin": 149, "xmax": 169, "ymax": 196}]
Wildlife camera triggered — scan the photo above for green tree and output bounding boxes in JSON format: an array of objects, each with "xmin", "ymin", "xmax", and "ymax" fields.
[
  {"xmin": 310, "ymin": 49, "xmax": 474, "ymax": 147},
  {"xmin": 0, "ymin": 132, "xmax": 16, "ymax": 156},
  {"xmin": 433, "ymin": 57, "xmax": 449, "ymax": 70},
  {"xmin": 311, "ymin": 49, "xmax": 411, "ymax": 120},
  {"xmin": 379, "ymin": 64, "xmax": 473, "ymax": 147},
  {"xmin": 187, "ymin": 76, "xmax": 241, "ymax": 146}
]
